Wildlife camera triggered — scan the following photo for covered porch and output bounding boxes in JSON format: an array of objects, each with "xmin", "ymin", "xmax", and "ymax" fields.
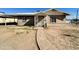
[
  {"xmin": 8, "ymin": 13, "xmax": 48, "ymax": 27},
  {"xmin": 0, "ymin": 13, "xmax": 47, "ymax": 27}
]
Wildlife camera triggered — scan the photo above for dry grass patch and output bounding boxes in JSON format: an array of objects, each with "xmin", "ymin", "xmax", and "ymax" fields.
[{"xmin": 0, "ymin": 26, "xmax": 37, "ymax": 50}]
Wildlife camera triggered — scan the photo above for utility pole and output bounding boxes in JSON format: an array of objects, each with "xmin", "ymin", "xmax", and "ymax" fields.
[
  {"xmin": 76, "ymin": 9, "xmax": 78, "ymax": 24},
  {"xmin": 75, "ymin": 9, "xmax": 79, "ymax": 31},
  {"xmin": 76, "ymin": 9, "xmax": 78, "ymax": 19}
]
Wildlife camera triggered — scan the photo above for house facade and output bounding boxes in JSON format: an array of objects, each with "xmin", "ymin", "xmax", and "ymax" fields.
[{"xmin": 0, "ymin": 9, "xmax": 69, "ymax": 27}]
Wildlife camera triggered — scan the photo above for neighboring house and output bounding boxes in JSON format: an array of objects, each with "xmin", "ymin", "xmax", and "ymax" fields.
[
  {"xmin": 0, "ymin": 9, "xmax": 69, "ymax": 27},
  {"xmin": 70, "ymin": 19, "xmax": 79, "ymax": 24}
]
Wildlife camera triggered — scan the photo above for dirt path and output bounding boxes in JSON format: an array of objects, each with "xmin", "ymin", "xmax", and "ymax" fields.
[
  {"xmin": 36, "ymin": 27, "xmax": 63, "ymax": 50},
  {"xmin": 36, "ymin": 27, "xmax": 60, "ymax": 50},
  {"xmin": 36, "ymin": 26, "xmax": 78, "ymax": 50},
  {"xmin": 44, "ymin": 28, "xmax": 71, "ymax": 50}
]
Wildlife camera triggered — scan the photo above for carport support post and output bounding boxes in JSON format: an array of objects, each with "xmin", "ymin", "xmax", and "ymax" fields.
[
  {"xmin": 34, "ymin": 15, "xmax": 39, "ymax": 27},
  {"xmin": 5, "ymin": 18, "xmax": 6, "ymax": 26},
  {"xmin": 36, "ymin": 15, "xmax": 38, "ymax": 25},
  {"xmin": 14, "ymin": 17, "xmax": 15, "ymax": 22},
  {"xmin": 34, "ymin": 16, "xmax": 37, "ymax": 27}
]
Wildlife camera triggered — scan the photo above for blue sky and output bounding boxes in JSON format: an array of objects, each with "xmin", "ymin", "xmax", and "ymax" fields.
[
  {"xmin": 56, "ymin": 8, "xmax": 79, "ymax": 19},
  {"xmin": 0, "ymin": 8, "xmax": 78, "ymax": 19}
]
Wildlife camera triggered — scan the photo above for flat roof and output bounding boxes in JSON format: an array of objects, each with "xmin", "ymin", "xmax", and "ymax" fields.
[{"xmin": 14, "ymin": 12, "xmax": 38, "ymax": 15}]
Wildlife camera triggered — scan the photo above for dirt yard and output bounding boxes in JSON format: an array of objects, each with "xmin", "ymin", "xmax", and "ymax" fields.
[
  {"xmin": 0, "ymin": 26, "xmax": 38, "ymax": 50},
  {"xmin": 42, "ymin": 24, "xmax": 79, "ymax": 50},
  {"xmin": 0, "ymin": 24, "xmax": 79, "ymax": 50}
]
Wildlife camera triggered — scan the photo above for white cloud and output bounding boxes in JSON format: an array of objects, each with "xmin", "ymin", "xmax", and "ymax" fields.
[{"xmin": 0, "ymin": 0, "xmax": 78, "ymax": 8}]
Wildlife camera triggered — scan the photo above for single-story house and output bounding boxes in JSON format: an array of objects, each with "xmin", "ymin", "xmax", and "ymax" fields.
[{"xmin": 0, "ymin": 9, "xmax": 69, "ymax": 27}]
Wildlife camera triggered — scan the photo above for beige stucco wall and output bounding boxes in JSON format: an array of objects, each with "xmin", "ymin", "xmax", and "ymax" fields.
[
  {"xmin": 44, "ymin": 15, "xmax": 51, "ymax": 27},
  {"xmin": 56, "ymin": 15, "xmax": 67, "ymax": 24},
  {"xmin": 45, "ymin": 15, "xmax": 51, "ymax": 24},
  {"xmin": 56, "ymin": 18, "xmax": 66, "ymax": 24},
  {"xmin": 0, "ymin": 18, "xmax": 5, "ymax": 23},
  {"xmin": 45, "ymin": 15, "xmax": 67, "ymax": 25},
  {"xmin": 0, "ymin": 18, "xmax": 17, "ymax": 23}
]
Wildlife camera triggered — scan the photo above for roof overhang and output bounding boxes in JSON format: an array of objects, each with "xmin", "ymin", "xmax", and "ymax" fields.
[{"xmin": 42, "ymin": 9, "xmax": 70, "ymax": 16}]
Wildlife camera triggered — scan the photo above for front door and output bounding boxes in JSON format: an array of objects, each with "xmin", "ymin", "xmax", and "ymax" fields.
[{"xmin": 50, "ymin": 15, "xmax": 56, "ymax": 23}]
